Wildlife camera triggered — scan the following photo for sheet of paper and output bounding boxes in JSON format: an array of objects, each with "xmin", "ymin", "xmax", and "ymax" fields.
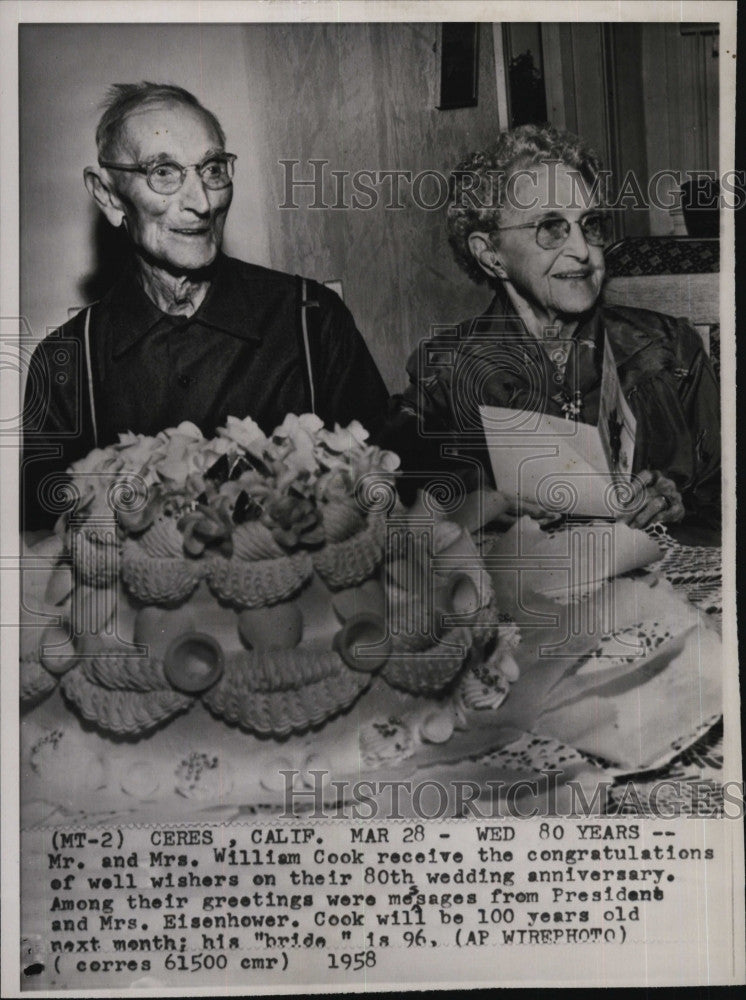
[
  {"xmin": 480, "ymin": 332, "xmax": 638, "ymax": 517},
  {"xmin": 480, "ymin": 403, "xmax": 622, "ymax": 517}
]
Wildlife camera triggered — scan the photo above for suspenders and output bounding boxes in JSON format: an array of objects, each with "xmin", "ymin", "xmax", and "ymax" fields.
[
  {"xmin": 82, "ymin": 305, "xmax": 99, "ymax": 448},
  {"xmin": 299, "ymin": 276, "xmax": 320, "ymax": 416}
]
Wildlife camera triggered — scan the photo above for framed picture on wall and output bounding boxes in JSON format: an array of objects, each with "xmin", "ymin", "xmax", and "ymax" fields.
[{"xmin": 435, "ymin": 22, "xmax": 479, "ymax": 109}]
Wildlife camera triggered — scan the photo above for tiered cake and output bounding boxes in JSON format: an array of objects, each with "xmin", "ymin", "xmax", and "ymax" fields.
[{"xmin": 20, "ymin": 414, "xmax": 521, "ymax": 823}]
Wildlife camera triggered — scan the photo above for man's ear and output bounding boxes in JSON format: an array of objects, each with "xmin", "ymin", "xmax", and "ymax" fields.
[
  {"xmin": 84, "ymin": 167, "xmax": 127, "ymax": 229},
  {"xmin": 467, "ymin": 232, "xmax": 508, "ymax": 281}
]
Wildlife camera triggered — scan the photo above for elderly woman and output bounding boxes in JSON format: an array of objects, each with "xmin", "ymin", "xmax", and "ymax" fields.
[{"xmin": 383, "ymin": 125, "xmax": 720, "ymax": 530}]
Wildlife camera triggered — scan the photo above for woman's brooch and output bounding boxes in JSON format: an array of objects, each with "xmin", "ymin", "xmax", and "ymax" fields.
[{"xmin": 552, "ymin": 389, "xmax": 584, "ymax": 421}]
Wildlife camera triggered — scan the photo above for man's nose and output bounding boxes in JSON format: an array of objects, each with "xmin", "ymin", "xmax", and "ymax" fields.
[
  {"xmin": 563, "ymin": 220, "xmax": 591, "ymax": 260},
  {"xmin": 178, "ymin": 166, "xmax": 211, "ymax": 214}
]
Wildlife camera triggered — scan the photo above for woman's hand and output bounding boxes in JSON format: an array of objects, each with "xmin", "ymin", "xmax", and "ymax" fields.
[{"xmin": 621, "ymin": 470, "xmax": 685, "ymax": 529}]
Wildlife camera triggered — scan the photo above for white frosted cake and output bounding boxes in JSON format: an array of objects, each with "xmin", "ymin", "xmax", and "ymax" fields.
[{"xmin": 20, "ymin": 415, "xmax": 522, "ymax": 824}]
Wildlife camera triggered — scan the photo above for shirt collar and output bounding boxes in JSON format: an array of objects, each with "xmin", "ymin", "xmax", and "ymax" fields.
[{"xmin": 107, "ymin": 254, "xmax": 264, "ymax": 359}]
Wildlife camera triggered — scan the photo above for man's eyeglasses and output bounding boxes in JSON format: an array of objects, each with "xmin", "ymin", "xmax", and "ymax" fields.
[
  {"xmin": 494, "ymin": 212, "xmax": 613, "ymax": 250},
  {"xmin": 98, "ymin": 153, "xmax": 237, "ymax": 195}
]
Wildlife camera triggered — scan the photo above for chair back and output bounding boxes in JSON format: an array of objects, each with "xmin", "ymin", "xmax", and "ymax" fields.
[{"xmin": 602, "ymin": 237, "xmax": 719, "ymax": 364}]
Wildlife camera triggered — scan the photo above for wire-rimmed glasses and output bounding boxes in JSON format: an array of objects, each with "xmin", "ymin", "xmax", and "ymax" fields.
[
  {"xmin": 494, "ymin": 212, "xmax": 613, "ymax": 249},
  {"xmin": 98, "ymin": 153, "xmax": 237, "ymax": 195}
]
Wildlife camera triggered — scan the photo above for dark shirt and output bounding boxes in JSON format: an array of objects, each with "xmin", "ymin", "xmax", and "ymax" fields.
[
  {"xmin": 381, "ymin": 287, "xmax": 721, "ymax": 528},
  {"xmin": 22, "ymin": 254, "xmax": 389, "ymax": 530}
]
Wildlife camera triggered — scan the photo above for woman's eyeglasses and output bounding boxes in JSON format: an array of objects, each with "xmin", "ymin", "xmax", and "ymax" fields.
[
  {"xmin": 98, "ymin": 153, "xmax": 237, "ymax": 195},
  {"xmin": 495, "ymin": 212, "xmax": 613, "ymax": 249}
]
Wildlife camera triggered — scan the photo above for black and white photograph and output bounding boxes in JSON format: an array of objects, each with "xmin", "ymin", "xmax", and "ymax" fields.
[{"xmin": 1, "ymin": 0, "xmax": 742, "ymax": 994}]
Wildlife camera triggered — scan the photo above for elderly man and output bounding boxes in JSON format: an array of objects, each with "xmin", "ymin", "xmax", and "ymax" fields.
[{"xmin": 22, "ymin": 82, "xmax": 389, "ymax": 530}]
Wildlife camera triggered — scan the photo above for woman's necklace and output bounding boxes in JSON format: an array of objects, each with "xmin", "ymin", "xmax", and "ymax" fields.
[
  {"xmin": 544, "ymin": 332, "xmax": 584, "ymax": 421},
  {"xmin": 548, "ymin": 340, "xmax": 571, "ymax": 378}
]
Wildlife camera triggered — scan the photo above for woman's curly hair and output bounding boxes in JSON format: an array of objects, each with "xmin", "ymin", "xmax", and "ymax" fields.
[{"xmin": 447, "ymin": 124, "xmax": 605, "ymax": 284}]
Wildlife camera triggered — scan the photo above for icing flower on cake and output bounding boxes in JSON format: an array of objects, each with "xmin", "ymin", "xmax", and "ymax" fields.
[
  {"xmin": 216, "ymin": 414, "xmax": 268, "ymax": 455},
  {"xmin": 315, "ymin": 420, "xmax": 400, "ymax": 483},
  {"xmin": 271, "ymin": 413, "xmax": 325, "ymax": 478},
  {"xmin": 65, "ymin": 414, "xmax": 399, "ymax": 537},
  {"xmin": 179, "ymin": 505, "xmax": 234, "ymax": 557},
  {"xmin": 261, "ymin": 491, "xmax": 324, "ymax": 549}
]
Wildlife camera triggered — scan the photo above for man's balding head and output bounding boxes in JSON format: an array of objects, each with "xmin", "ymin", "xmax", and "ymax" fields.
[{"xmin": 95, "ymin": 82, "xmax": 226, "ymax": 161}]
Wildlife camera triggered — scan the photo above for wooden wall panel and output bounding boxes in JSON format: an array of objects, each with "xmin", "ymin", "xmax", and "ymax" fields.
[
  {"xmin": 541, "ymin": 23, "xmax": 718, "ymax": 239},
  {"xmin": 243, "ymin": 22, "xmax": 503, "ymax": 394},
  {"xmin": 704, "ymin": 34, "xmax": 720, "ymax": 170},
  {"xmin": 641, "ymin": 24, "xmax": 720, "ymax": 235},
  {"xmin": 605, "ymin": 24, "xmax": 649, "ymax": 237},
  {"xmin": 541, "ymin": 23, "xmax": 566, "ymax": 130}
]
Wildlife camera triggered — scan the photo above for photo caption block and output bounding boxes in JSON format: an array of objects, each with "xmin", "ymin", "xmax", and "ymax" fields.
[{"xmin": 21, "ymin": 816, "xmax": 742, "ymax": 990}]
